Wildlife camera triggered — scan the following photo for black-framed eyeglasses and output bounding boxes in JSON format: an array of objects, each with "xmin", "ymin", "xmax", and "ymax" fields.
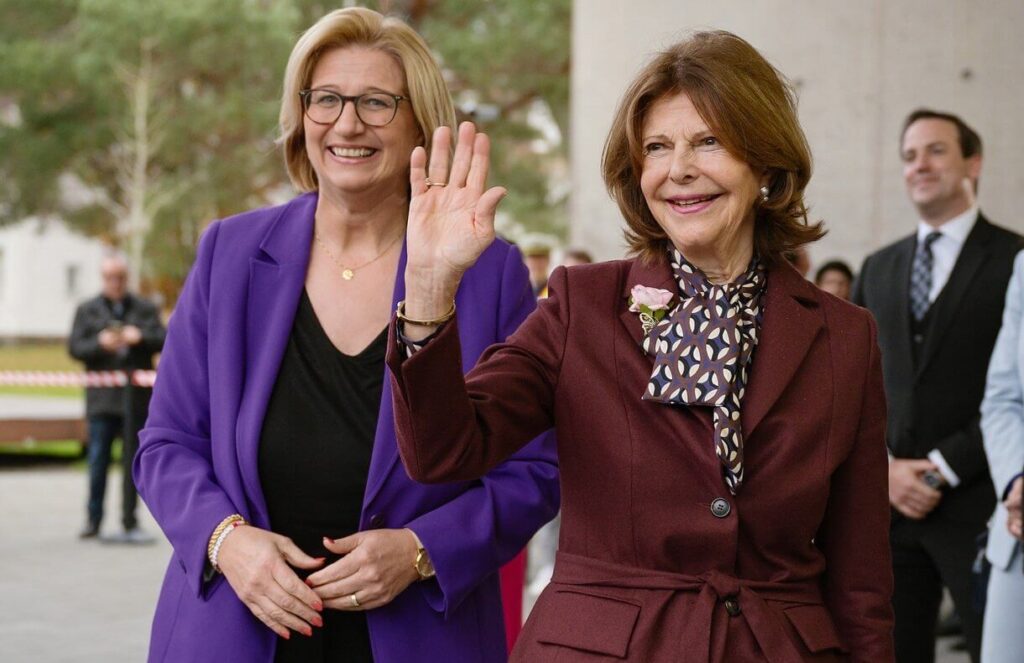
[{"xmin": 299, "ymin": 89, "xmax": 407, "ymax": 127}]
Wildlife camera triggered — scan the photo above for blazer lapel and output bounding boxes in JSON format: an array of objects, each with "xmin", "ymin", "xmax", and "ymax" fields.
[
  {"xmin": 885, "ymin": 237, "xmax": 916, "ymax": 386},
  {"xmin": 617, "ymin": 257, "xmax": 676, "ymax": 346},
  {"xmin": 915, "ymin": 217, "xmax": 993, "ymax": 378},
  {"xmin": 741, "ymin": 263, "xmax": 824, "ymax": 438},
  {"xmin": 362, "ymin": 242, "xmax": 407, "ymax": 510},
  {"xmin": 235, "ymin": 195, "xmax": 315, "ymax": 528}
]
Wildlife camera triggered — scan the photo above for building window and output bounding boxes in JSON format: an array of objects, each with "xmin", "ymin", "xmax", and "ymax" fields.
[{"xmin": 66, "ymin": 263, "xmax": 80, "ymax": 298}]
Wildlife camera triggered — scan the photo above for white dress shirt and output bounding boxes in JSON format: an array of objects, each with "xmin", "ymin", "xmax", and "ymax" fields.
[
  {"xmin": 914, "ymin": 204, "xmax": 980, "ymax": 487},
  {"xmin": 916, "ymin": 205, "xmax": 979, "ymax": 304}
]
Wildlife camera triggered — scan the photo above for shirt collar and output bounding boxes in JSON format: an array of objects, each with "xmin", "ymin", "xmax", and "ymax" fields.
[{"xmin": 917, "ymin": 205, "xmax": 978, "ymax": 246}]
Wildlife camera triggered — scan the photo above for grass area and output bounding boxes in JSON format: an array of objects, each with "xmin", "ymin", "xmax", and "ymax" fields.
[
  {"xmin": 0, "ymin": 343, "xmax": 84, "ymax": 398},
  {"xmin": 0, "ymin": 342, "xmax": 79, "ymax": 371},
  {"xmin": 0, "ymin": 439, "xmax": 86, "ymax": 460}
]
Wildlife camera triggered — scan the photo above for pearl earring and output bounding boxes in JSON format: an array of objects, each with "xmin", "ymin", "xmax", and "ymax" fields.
[{"xmin": 759, "ymin": 185, "xmax": 770, "ymax": 202}]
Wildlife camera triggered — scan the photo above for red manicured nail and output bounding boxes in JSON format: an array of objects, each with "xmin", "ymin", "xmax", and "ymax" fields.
[
  {"xmin": 281, "ymin": 631, "xmax": 290, "ymax": 640},
  {"xmin": 305, "ymin": 578, "xmax": 314, "ymax": 587},
  {"xmin": 303, "ymin": 626, "xmax": 313, "ymax": 637},
  {"xmin": 312, "ymin": 615, "xmax": 323, "ymax": 627},
  {"xmin": 313, "ymin": 600, "xmax": 323, "ymax": 611},
  {"xmin": 323, "ymin": 537, "xmax": 333, "ymax": 545}
]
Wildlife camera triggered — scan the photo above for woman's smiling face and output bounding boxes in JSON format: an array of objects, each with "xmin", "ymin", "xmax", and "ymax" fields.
[
  {"xmin": 304, "ymin": 46, "xmax": 422, "ymax": 200},
  {"xmin": 639, "ymin": 92, "xmax": 762, "ymax": 267}
]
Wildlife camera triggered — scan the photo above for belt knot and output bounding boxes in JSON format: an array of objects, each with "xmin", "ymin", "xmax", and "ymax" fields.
[{"xmin": 703, "ymin": 570, "xmax": 741, "ymax": 599}]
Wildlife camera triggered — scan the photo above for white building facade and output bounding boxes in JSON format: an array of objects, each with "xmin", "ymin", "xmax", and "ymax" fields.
[
  {"xmin": 0, "ymin": 218, "xmax": 107, "ymax": 340},
  {"xmin": 570, "ymin": 0, "xmax": 1024, "ymax": 271}
]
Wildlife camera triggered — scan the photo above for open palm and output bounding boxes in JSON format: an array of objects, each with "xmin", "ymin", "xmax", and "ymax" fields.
[{"xmin": 406, "ymin": 122, "xmax": 506, "ymax": 279}]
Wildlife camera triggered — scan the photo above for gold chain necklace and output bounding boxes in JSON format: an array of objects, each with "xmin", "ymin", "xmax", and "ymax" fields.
[{"xmin": 313, "ymin": 229, "xmax": 403, "ymax": 280}]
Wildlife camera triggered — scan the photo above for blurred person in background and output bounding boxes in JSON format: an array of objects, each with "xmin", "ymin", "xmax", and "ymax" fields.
[
  {"xmin": 69, "ymin": 254, "xmax": 165, "ymax": 543},
  {"xmin": 979, "ymin": 252, "xmax": 1024, "ymax": 662},
  {"xmin": 522, "ymin": 242, "xmax": 552, "ymax": 297},
  {"xmin": 561, "ymin": 248, "xmax": 593, "ymax": 267},
  {"xmin": 814, "ymin": 260, "xmax": 854, "ymax": 300},
  {"xmin": 390, "ymin": 31, "xmax": 893, "ymax": 661},
  {"xmin": 133, "ymin": 8, "xmax": 557, "ymax": 662},
  {"xmin": 853, "ymin": 109, "xmax": 1022, "ymax": 663}
]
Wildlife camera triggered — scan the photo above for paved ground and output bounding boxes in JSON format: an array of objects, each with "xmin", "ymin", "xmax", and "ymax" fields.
[
  {"xmin": 0, "ymin": 466, "xmax": 168, "ymax": 662},
  {"xmin": 0, "ymin": 462, "xmax": 972, "ymax": 662}
]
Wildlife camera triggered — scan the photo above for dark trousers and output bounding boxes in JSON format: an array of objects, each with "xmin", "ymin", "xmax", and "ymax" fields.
[
  {"xmin": 84, "ymin": 387, "xmax": 150, "ymax": 530},
  {"xmin": 891, "ymin": 517, "xmax": 985, "ymax": 663}
]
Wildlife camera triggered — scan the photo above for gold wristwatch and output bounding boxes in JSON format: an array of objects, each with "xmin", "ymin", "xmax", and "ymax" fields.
[{"xmin": 409, "ymin": 530, "xmax": 436, "ymax": 580}]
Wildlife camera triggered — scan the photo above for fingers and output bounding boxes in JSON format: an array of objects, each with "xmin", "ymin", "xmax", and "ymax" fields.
[
  {"xmin": 306, "ymin": 547, "xmax": 359, "ymax": 589},
  {"xmin": 271, "ymin": 561, "xmax": 324, "ymax": 616},
  {"xmin": 255, "ymin": 593, "xmax": 313, "ymax": 638},
  {"xmin": 448, "ymin": 121, "xmax": 477, "ymax": 188},
  {"xmin": 250, "ymin": 601, "xmax": 291, "ymax": 639},
  {"xmin": 475, "ymin": 187, "xmax": 507, "ymax": 235},
  {"xmin": 265, "ymin": 574, "xmax": 321, "ymax": 630},
  {"xmin": 427, "ymin": 125, "xmax": 452, "ymax": 185},
  {"xmin": 466, "ymin": 131, "xmax": 491, "ymax": 192},
  {"xmin": 323, "ymin": 533, "xmax": 361, "ymax": 555},
  {"xmin": 410, "ymin": 145, "xmax": 428, "ymax": 196},
  {"xmin": 277, "ymin": 537, "xmax": 326, "ymax": 571}
]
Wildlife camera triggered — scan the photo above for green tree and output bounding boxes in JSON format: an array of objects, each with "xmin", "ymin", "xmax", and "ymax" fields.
[{"xmin": 1, "ymin": 0, "xmax": 570, "ymax": 299}]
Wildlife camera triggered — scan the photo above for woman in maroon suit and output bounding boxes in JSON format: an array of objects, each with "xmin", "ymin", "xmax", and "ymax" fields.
[{"xmin": 389, "ymin": 31, "xmax": 894, "ymax": 661}]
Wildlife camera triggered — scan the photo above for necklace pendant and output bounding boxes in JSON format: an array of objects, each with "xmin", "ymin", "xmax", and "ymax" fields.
[{"xmin": 342, "ymin": 269, "xmax": 354, "ymax": 280}]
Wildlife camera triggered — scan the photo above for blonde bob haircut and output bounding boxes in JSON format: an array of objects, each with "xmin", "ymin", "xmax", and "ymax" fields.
[
  {"xmin": 278, "ymin": 7, "xmax": 456, "ymax": 192},
  {"xmin": 602, "ymin": 31, "xmax": 824, "ymax": 265}
]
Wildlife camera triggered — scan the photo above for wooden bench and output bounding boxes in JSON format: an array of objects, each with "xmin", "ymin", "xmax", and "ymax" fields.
[{"xmin": 0, "ymin": 418, "xmax": 88, "ymax": 445}]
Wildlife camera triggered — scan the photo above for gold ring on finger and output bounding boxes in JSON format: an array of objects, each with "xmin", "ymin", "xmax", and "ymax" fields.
[
  {"xmin": 349, "ymin": 592, "xmax": 360, "ymax": 608},
  {"xmin": 424, "ymin": 179, "xmax": 447, "ymax": 188}
]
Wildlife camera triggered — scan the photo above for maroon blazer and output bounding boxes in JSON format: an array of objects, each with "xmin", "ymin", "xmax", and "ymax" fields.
[{"xmin": 388, "ymin": 257, "xmax": 895, "ymax": 662}]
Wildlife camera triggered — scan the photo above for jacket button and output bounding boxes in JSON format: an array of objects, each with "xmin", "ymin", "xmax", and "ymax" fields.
[
  {"xmin": 710, "ymin": 498, "xmax": 731, "ymax": 518},
  {"xmin": 724, "ymin": 598, "xmax": 741, "ymax": 616},
  {"xmin": 368, "ymin": 514, "xmax": 384, "ymax": 528}
]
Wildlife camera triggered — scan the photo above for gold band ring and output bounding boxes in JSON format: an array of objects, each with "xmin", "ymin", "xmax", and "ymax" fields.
[
  {"xmin": 424, "ymin": 179, "xmax": 447, "ymax": 188},
  {"xmin": 349, "ymin": 592, "xmax": 361, "ymax": 608}
]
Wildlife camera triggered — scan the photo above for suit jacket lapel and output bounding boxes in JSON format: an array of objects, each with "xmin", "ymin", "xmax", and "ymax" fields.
[
  {"xmin": 235, "ymin": 195, "xmax": 315, "ymax": 527},
  {"xmin": 915, "ymin": 217, "xmax": 993, "ymax": 378},
  {"xmin": 741, "ymin": 263, "xmax": 824, "ymax": 438},
  {"xmin": 885, "ymin": 237, "xmax": 916, "ymax": 386},
  {"xmin": 617, "ymin": 257, "xmax": 676, "ymax": 345}
]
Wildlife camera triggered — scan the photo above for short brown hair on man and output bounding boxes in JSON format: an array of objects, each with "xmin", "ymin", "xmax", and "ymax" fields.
[{"xmin": 602, "ymin": 31, "xmax": 824, "ymax": 265}]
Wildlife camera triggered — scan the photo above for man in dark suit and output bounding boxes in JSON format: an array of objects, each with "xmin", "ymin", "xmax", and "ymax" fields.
[
  {"xmin": 853, "ymin": 109, "xmax": 1022, "ymax": 663},
  {"xmin": 69, "ymin": 255, "xmax": 165, "ymax": 542}
]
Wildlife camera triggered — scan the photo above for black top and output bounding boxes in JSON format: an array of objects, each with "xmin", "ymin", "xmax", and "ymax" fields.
[{"xmin": 259, "ymin": 289, "xmax": 385, "ymax": 663}]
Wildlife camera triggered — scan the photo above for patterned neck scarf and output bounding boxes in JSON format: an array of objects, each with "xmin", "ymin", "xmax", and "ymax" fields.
[{"xmin": 641, "ymin": 249, "xmax": 767, "ymax": 494}]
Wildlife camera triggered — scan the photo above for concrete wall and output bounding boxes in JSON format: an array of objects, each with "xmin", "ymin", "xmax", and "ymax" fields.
[
  {"xmin": 571, "ymin": 0, "xmax": 1024, "ymax": 272},
  {"xmin": 0, "ymin": 218, "xmax": 106, "ymax": 339}
]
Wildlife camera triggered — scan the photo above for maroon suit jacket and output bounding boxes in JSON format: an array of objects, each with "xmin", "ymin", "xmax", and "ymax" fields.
[{"xmin": 388, "ymin": 257, "xmax": 895, "ymax": 662}]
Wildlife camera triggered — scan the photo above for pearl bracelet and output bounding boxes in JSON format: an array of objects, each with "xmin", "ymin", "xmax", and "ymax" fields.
[{"xmin": 208, "ymin": 514, "xmax": 247, "ymax": 572}]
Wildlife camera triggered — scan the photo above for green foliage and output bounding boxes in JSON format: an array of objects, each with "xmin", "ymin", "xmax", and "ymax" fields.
[{"xmin": 0, "ymin": 0, "xmax": 570, "ymax": 300}]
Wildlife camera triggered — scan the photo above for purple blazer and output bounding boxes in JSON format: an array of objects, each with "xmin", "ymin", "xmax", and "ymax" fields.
[{"xmin": 134, "ymin": 193, "xmax": 559, "ymax": 662}]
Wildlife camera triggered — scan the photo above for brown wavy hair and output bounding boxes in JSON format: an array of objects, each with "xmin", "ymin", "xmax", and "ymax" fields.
[{"xmin": 602, "ymin": 31, "xmax": 824, "ymax": 265}]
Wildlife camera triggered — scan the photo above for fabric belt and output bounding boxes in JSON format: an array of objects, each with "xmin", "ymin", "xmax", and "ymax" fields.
[{"xmin": 552, "ymin": 551, "xmax": 824, "ymax": 663}]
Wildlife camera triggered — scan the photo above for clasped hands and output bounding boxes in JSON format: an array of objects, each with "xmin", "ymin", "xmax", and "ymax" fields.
[
  {"xmin": 98, "ymin": 324, "xmax": 143, "ymax": 352},
  {"xmin": 217, "ymin": 526, "xmax": 423, "ymax": 640},
  {"xmin": 888, "ymin": 458, "xmax": 943, "ymax": 520}
]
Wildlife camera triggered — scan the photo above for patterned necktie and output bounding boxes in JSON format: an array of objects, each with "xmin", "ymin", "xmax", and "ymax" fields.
[
  {"xmin": 641, "ymin": 250, "xmax": 766, "ymax": 494},
  {"xmin": 910, "ymin": 231, "xmax": 942, "ymax": 321}
]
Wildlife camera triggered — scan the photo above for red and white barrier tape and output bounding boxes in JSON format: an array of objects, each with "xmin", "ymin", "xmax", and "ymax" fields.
[{"xmin": 0, "ymin": 370, "xmax": 157, "ymax": 388}]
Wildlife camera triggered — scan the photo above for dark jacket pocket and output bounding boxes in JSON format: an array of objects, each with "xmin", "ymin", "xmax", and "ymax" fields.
[
  {"xmin": 534, "ymin": 588, "xmax": 641, "ymax": 658},
  {"xmin": 783, "ymin": 604, "xmax": 850, "ymax": 654}
]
